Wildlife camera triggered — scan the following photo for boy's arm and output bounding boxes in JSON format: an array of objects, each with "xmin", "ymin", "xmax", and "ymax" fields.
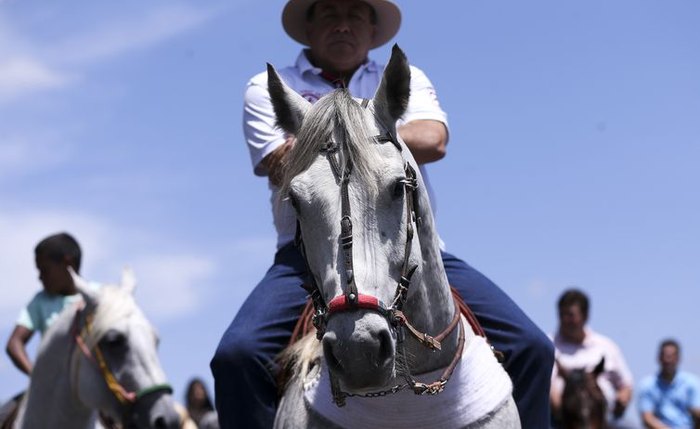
[{"xmin": 6, "ymin": 325, "xmax": 34, "ymax": 375}]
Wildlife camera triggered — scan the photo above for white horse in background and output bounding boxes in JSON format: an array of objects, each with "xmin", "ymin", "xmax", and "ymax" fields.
[
  {"xmin": 269, "ymin": 45, "xmax": 521, "ymax": 429},
  {"xmin": 9, "ymin": 268, "xmax": 181, "ymax": 429}
]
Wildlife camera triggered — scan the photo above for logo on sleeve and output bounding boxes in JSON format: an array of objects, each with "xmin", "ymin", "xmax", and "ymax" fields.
[{"xmin": 299, "ymin": 90, "xmax": 322, "ymax": 103}]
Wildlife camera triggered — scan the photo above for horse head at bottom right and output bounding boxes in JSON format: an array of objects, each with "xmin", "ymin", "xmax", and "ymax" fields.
[{"xmin": 557, "ymin": 357, "xmax": 607, "ymax": 429}]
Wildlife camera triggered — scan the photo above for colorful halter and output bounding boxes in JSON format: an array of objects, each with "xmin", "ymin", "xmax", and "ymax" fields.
[{"xmin": 71, "ymin": 306, "xmax": 173, "ymax": 418}]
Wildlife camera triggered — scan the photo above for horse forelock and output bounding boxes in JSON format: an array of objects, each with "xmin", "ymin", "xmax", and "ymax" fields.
[
  {"xmin": 281, "ymin": 90, "xmax": 383, "ymax": 198},
  {"xmin": 85, "ymin": 285, "xmax": 143, "ymax": 349}
]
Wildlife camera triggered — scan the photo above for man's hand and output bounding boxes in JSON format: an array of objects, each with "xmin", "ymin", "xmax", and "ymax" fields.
[
  {"xmin": 261, "ymin": 136, "xmax": 295, "ymax": 187},
  {"xmin": 613, "ymin": 386, "xmax": 632, "ymax": 419}
]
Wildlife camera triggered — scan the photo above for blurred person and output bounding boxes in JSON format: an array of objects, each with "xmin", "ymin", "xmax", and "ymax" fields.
[
  {"xmin": 638, "ymin": 338, "xmax": 700, "ymax": 429},
  {"xmin": 5, "ymin": 232, "xmax": 92, "ymax": 376},
  {"xmin": 2, "ymin": 232, "xmax": 100, "ymax": 425},
  {"xmin": 550, "ymin": 288, "xmax": 634, "ymax": 427},
  {"xmin": 185, "ymin": 377, "xmax": 219, "ymax": 429}
]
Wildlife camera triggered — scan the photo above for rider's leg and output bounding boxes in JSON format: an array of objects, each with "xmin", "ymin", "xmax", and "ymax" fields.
[
  {"xmin": 210, "ymin": 243, "xmax": 308, "ymax": 429},
  {"xmin": 442, "ymin": 251, "xmax": 554, "ymax": 429}
]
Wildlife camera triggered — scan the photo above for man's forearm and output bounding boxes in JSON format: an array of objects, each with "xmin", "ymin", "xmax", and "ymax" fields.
[
  {"xmin": 397, "ymin": 119, "xmax": 447, "ymax": 164},
  {"xmin": 261, "ymin": 137, "xmax": 295, "ymax": 187}
]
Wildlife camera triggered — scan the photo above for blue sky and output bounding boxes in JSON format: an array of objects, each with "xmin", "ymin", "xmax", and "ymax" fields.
[{"xmin": 1, "ymin": 0, "xmax": 698, "ymax": 426}]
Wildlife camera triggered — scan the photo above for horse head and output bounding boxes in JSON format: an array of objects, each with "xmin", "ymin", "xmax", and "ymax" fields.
[
  {"xmin": 269, "ymin": 45, "xmax": 456, "ymax": 399},
  {"xmin": 69, "ymin": 267, "xmax": 181, "ymax": 428},
  {"xmin": 557, "ymin": 357, "xmax": 607, "ymax": 429}
]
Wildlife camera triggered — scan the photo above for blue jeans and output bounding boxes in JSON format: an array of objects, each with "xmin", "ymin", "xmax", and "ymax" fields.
[{"xmin": 211, "ymin": 243, "xmax": 553, "ymax": 428}]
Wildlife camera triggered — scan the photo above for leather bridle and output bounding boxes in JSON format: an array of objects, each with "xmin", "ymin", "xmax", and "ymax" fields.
[
  {"xmin": 71, "ymin": 306, "xmax": 173, "ymax": 424},
  {"xmin": 294, "ymin": 98, "xmax": 467, "ymax": 406}
]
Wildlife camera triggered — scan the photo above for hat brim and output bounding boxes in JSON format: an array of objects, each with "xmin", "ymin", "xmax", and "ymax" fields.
[{"xmin": 282, "ymin": 0, "xmax": 401, "ymax": 49}]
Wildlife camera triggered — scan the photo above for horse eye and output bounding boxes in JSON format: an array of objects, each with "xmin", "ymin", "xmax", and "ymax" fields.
[
  {"xmin": 288, "ymin": 193, "xmax": 299, "ymax": 211},
  {"xmin": 100, "ymin": 331, "xmax": 127, "ymax": 351},
  {"xmin": 392, "ymin": 179, "xmax": 405, "ymax": 199}
]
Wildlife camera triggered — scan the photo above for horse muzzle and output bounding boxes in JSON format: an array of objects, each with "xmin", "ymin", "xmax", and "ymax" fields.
[{"xmin": 322, "ymin": 311, "xmax": 396, "ymax": 391}]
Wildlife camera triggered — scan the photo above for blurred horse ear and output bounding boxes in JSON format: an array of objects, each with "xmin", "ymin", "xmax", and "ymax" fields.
[
  {"xmin": 372, "ymin": 44, "xmax": 410, "ymax": 126},
  {"xmin": 121, "ymin": 266, "xmax": 136, "ymax": 294},
  {"xmin": 68, "ymin": 266, "xmax": 98, "ymax": 312},
  {"xmin": 593, "ymin": 357, "xmax": 605, "ymax": 376},
  {"xmin": 267, "ymin": 63, "xmax": 311, "ymax": 136}
]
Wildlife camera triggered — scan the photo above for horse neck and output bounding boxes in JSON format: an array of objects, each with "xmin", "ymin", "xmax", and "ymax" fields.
[{"xmin": 16, "ymin": 309, "xmax": 95, "ymax": 429}]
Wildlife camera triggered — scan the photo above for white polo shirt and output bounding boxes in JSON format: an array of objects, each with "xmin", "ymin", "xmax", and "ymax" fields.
[
  {"xmin": 243, "ymin": 50, "xmax": 449, "ymax": 249},
  {"xmin": 550, "ymin": 328, "xmax": 634, "ymax": 419}
]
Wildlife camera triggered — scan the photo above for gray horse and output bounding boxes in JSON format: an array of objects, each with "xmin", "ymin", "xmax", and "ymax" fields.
[{"xmin": 269, "ymin": 45, "xmax": 521, "ymax": 429}]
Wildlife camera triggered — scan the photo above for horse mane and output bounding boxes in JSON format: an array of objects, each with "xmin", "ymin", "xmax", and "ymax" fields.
[
  {"xmin": 280, "ymin": 89, "xmax": 383, "ymax": 198},
  {"xmin": 84, "ymin": 285, "xmax": 139, "ymax": 349}
]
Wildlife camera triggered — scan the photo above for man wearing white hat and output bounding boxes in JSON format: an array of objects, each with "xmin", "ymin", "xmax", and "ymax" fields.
[{"xmin": 211, "ymin": 1, "xmax": 554, "ymax": 428}]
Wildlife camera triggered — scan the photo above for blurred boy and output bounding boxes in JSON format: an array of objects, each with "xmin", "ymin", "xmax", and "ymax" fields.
[{"xmin": 5, "ymin": 232, "xmax": 85, "ymax": 375}]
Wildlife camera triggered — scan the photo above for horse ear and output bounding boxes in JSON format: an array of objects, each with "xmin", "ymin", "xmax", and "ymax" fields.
[
  {"xmin": 68, "ymin": 266, "xmax": 98, "ymax": 312},
  {"xmin": 267, "ymin": 63, "xmax": 311, "ymax": 136},
  {"xmin": 593, "ymin": 357, "xmax": 605, "ymax": 376},
  {"xmin": 372, "ymin": 44, "xmax": 411, "ymax": 125},
  {"xmin": 121, "ymin": 266, "xmax": 136, "ymax": 294}
]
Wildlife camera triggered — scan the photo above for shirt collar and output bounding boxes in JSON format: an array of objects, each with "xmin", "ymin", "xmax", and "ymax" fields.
[{"xmin": 295, "ymin": 49, "xmax": 380, "ymax": 81}]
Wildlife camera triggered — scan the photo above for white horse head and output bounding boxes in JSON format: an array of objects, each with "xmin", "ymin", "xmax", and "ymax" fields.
[
  {"xmin": 14, "ymin": 267, "xmax": 181, "ymax": 429},
  {"xmin": 271, "ymin": 44, "xmax": 458, "ymax": 395}
]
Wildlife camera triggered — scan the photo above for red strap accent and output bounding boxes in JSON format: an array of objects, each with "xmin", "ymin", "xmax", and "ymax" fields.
[
  {"xmin": 319, "ymin": 70, "xmax": 346, "ymax": 88},
  {"xmin": 328, "ymin": 294, "xmax": 381, "ymax": 314}
]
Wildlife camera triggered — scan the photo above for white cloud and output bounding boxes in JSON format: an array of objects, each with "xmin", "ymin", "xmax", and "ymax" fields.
[
  {"xmin": 0, "ymin": 209, "xmax": 218, "ymax": 330},
  {"xmin": 0, "ymin": 134, "xmax": 72, "ymax": 178},
  {"xmin": 131, "ymin": 254, "xmax": 217, "ymax": 322},
  {"xmin": 52, "ymin": 4, "xmax": 217, "ymax": 65},
  {"xmin": 0, "ymin": 57, "xmax": 71, "ymax": 101},
  {"xmin": 0, "ymin": 3, "xmax": 218, "ymax": 103}
]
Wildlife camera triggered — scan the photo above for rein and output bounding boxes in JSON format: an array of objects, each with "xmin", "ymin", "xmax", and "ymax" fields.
[
  {"xmin": 293, "ymin": 98, "xmax": 476, "ymax": 406},
  {"xmin": 71, "ymin": 307, "xmax": 172, "ymax": 415}
]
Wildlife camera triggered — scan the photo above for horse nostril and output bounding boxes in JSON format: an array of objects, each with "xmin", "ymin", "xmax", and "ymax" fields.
[
  {"xmin": 322, "ymin": 332, "xmax": 344, "ymax": 374},
  {"xmin": 151, "ymin": 414, "xmax": 179, "ymax": 429},
  {"xmin": 153, "ymin": 416, "xmax": 167, "ymax": 429},
  {"xmin": 377, "ymin": 329, "xmax": 393, "ymax": 364}
]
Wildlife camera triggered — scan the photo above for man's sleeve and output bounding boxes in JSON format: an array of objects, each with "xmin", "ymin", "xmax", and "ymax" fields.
[
  {"xmin": 243, "ymin": 72, "xmax": 287, "ymax": 177},
  {"xmin": 607, "ymin": 341, "xmax": 635, "ymax": 389},
  {"xmin": 636, "ymin": 379, "xmax": 654, "ymax": 412},
  {"xmin": 401, "ymin": 65, "xmax": 449, "ymax": 129}
]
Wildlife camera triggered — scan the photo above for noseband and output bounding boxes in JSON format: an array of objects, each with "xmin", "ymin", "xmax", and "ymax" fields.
[
  {"xmin": 71, "ymin": 307, "xmax": 173, "ymax": 422},
  {"xmin": 295, "ymin": 98, "xmax": 467, "ymax": 406}
]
